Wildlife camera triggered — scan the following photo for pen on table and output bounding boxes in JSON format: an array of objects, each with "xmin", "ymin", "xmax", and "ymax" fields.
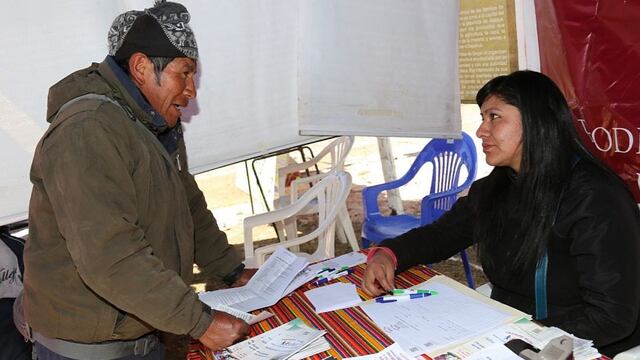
[
  {"xmin": 389, "ymin": 288, "xmax": 438, "ymax": 296},
  {"xmin": 315, "ymin": 267, "xmax": 335, "ymax": 277},
  {"xmin": 315, "ymin": 265, "xmax": 349, "ymax": 278},
  {"xmin": 375, "ymin": 292, "xmax": 433, "ymax": 303},
  {"xmin": 314, "ymin": 269, "xmax": 353, "ymax": 285}
]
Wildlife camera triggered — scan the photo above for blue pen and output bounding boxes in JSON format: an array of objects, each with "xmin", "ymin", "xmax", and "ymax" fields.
[
  {"xmin": 375, "ymin": 297, "xmax": 397, "ymax": 303},
  {"xmin": 375, "ymin": 293, "xmax": 432, "ymax": 302}
]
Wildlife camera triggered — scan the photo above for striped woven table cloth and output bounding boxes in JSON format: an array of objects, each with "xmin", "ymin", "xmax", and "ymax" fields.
[{"xmin": 188, "ymin": 262, "xmax": 438, "ymax": 360}]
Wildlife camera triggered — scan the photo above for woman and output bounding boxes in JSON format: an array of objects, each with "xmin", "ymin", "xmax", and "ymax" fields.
[{"xmin": 362, "ymin": 70, "xmax": 640, "ymax": 356}]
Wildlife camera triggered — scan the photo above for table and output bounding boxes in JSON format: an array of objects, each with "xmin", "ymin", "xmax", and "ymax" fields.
[{"xmin": 188, "ymin": 262, "xmax": 439, "ymax": 360}]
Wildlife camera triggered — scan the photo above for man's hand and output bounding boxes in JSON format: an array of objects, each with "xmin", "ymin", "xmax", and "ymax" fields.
[
  {"xmin": 198, "ymin": 310, "xmax": 249, "ymax": 351},
  {"xmin": 362, "ymin": 251, "xmax": 396, "ymax": 296},
  {"xmin": 231, "ymin": 268, "xmax": 257, "ymax": 287}
]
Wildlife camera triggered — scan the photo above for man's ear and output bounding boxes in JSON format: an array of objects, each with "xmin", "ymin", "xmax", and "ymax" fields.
[{"xmin": 128, "ymin": 52, "xmax": 151, "ymax": 87}]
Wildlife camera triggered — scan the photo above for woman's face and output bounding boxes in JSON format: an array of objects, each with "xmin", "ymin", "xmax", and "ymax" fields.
[{"xmin": 476, "ymin": 95, "xmax": 524, "ymax": 172}]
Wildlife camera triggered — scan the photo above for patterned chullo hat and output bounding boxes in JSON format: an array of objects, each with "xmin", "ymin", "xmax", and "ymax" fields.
[{"xmin": 107, "ymin": 0, "xmax": 198, "ymax": 61}]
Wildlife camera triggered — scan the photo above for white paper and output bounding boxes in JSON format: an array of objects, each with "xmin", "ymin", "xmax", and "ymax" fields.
[
  {"xmin": 215, "ymin": 318, "xmax": 326, "ymax": 360},
  {"xmin": 304, "ymin": 283, "xmax": 362, "ymax": 313},
  {"xmin": 283, "ymin": 251, "xmax": 366, "ymax": 295},
  {"xmin": 199, "ymin": 247, "xmax": 309, "ymax": 312},
  {"xmin": 466, "ymin": 345, "xmax": 522, "ymax": 360},
  {"xmin": 433, "ymin": 320, "xmax": 600, "ymax": 360},
  {"xmin": 361, "ymin": 281, "xmax": 516, "ymax": 357},
  {"xmin": 214, "ymin": 304, "xmax": 273, "ymax": 325},
  {"xmin": 317, "ymin": 251, "xmax": 367, "ymax": 269},
  {"xmin": 439, "ymin": 322, "xmax": 532, "ymax": 359},
  {"xmin": 288, "ymin": 336, "xmax": 332, "ymax": 360},
  {"xmin": 342, "ymin": 343, "xmax": 414, "ymax": 360}
]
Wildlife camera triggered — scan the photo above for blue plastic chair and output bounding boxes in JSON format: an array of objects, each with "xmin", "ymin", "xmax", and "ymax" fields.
[{"xmin": 361, "ymin": 132, "xmax": 478, "ymax": 288}]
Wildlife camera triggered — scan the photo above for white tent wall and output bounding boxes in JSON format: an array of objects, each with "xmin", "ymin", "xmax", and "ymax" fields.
[
  {"xmin": 0, "ymin": 0, "xmax": 460, "ymax": 226},
  {"xmin": 0, "ymin": 2, "xmax": 126, "ymax": 226}
]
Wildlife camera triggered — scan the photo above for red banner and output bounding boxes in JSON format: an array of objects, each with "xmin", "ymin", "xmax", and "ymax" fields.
[{"xmin": 535, "ymin": 0, "xmax": 640, "ymax": 201}]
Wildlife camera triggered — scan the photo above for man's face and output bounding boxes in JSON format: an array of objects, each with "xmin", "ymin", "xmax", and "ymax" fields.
[{"xmin": 139, "ymin": 57, "xmax": 197, "ymax": 128}]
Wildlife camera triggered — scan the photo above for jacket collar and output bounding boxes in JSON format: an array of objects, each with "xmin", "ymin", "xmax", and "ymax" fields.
[{"xmin": 100, "ymin": 56, "xmax": 181, "ymax": 154}]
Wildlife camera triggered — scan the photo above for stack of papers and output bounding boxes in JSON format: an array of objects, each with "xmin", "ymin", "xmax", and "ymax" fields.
[
  {"xmin": 360, "ymin": 275, "xmax": 600, "ymax": 360},
  {"xmin": 213, "ymin": 318, "xmax": 328, "ymax": 360},
  {"xmin": 285, "ymin": 251, "xmax": 367, "ymax": 295},
  {"xmin": 360, "ymin": 275, "xmax": 528, "ymax": 358},
  {"xmin": 434, "ymin": 319, "xmax": 601, "ymax": 360},
  {"xmin": 199, "ymin": 247, "xmax": 309, "ymax": 312},
  {"xmin": 199, "ymin": 248, "xmax": 366, "ymax": 312},
  {"xmin": 343, "ymin": 343, "xmax": 413, "ymax": 360},
  {"xmin": 304, "ymin": 282, "xmax": 362, "ymax": 313}
]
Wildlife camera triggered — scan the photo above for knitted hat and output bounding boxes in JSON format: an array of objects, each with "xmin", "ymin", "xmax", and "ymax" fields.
[{"xmin": 107, "ymin": 0, "xmax": 198, "ymax": 62}]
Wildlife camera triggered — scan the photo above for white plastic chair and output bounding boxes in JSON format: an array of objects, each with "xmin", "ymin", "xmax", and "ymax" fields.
[
  {"xmin": 274, "ymin": 136, "xmax": 359, "ymax": 253},
  {"xmin": 244, "ymin": 171, "xmax": 353, "ymax": 267}
]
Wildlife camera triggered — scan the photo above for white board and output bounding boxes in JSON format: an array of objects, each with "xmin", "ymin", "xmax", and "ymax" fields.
[{"xmin": 298, "ymin": 0, "xmax": 461, "ymax": 138}]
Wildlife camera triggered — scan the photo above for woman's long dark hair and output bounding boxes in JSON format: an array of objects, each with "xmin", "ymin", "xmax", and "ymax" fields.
[{"xmin": 475, "ymin": 71, "xmax": 604, "ymax": 273}]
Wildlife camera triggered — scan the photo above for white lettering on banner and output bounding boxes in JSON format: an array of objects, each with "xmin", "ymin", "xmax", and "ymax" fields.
[
  {"xmin": 577, "ymin": 119, "xmax": 640, "ymax": 194},
  {"xmin": 576, "ymin": 119, "xmax": 640, "ymax": 154}
]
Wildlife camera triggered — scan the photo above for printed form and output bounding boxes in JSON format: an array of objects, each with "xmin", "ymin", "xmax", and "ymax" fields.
[
  {"xmin": 361, "ymin": 276, "xmax": 526, "ymax": 358},
  {"xmin": 199, "ymin": 247, "xmax": 309, "ymax": 312}
]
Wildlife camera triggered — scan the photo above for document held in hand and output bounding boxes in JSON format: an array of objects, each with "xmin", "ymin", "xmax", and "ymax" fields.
[{"xmin": 199, "ymin": 247, "xmax": 309, "ymax": 312}]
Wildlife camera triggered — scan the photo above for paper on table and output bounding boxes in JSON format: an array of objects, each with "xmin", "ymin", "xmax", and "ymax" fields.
[
  {"xmin": 283, "ymin": 251, "xmax": 367, "ymax": 295},
  {"xmin": 319, "ymin": 251, "xmax": 367, "ymax": 269},
  {"xmin": 466, "ymin": 344, "xmax": 523, "ymax": 360},
  {"xmin": 304, "ymin": 283, "xmax": 362, "ymax": 313},
  {"xmin": 434, "ymin": 321, "xmax": 534, "ymax": 359},
  {"xmin": 342, "ymin": 343, "xmax": 414, "ymax": 360},
  {"xmin": 360, "ymin": 275, "xmax": 525, "ymax": 357},
  {"xmin": 288, "ymin": 336, "xmax": 332, "ymax": 360},
  {"xmin": 434, "ymin": 318, "xmax": 600, "ymax": 360},
  {"xmin": 199, "ymin": 247, "xmax": 309, "ymax": 312},
  {"xmin": 214, "ymin": 304, "xmax": 273, "ymax": 325},
  {"xmin": 215, "ymin": 318, "xmax": 326, "ymax": 360}
]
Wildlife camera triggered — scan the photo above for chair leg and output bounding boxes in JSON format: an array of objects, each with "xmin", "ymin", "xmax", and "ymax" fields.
[
  {"xmin": 274, "ymin": 221, "xmax": 286, "ymax": 242},
  {"xmin": 460, "ymin": 249, "xmax": 475, "ymax": 289},
  {"xmin": 338, "ymin": 206, "xmax": 359, "ymax": 251},
  {"xmin": 335, "ymin": 220, "xmax": 348, "ymax": 244}
]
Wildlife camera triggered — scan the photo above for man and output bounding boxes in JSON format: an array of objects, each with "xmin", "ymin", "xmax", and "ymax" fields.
[{"xmin": 24, "ymin": 1, "xmax": 254, "ymax": 358}]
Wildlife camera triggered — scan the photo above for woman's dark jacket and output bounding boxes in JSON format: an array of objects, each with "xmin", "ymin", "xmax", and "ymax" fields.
[{"xmin": 380, "ymin": 161, "xmax": 640, "ymax": 357}]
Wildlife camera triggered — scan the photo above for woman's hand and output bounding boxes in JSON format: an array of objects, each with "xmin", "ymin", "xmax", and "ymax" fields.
[{"xmin": 362, "ymin": 250, "xmax": 396, "ymax": 296}]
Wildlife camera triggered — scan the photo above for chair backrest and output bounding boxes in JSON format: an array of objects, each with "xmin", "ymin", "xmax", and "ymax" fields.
[
  {"xmin": 419, "ymin": 132, "xmax": 477, "ymax": 224},
  {"xmin": 312, "ymin": 171, "xmax": 352, "ymax": 260},
  {"xmin": 246, "ymin": 171, "xmax": 352, "ymax": 266},
  {"xmin": 276, "ymin": 136, "xmax": 354, "ymax": 206},
  {"xmin": 315, "ymin": 136, "xmax": 355, "ymax": 171}
]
